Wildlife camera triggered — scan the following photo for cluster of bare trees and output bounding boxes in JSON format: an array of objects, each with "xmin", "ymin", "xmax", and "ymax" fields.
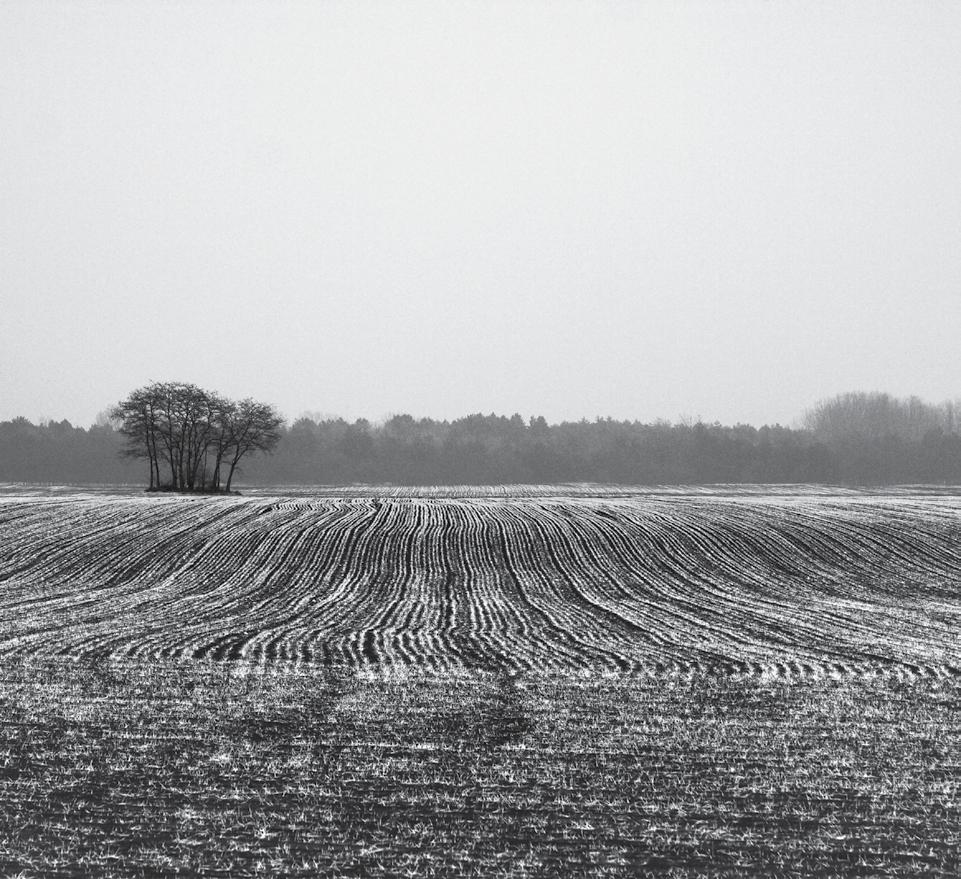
[{"xmin": 111, "ymin": 382, "xmax": 283, "ymax": 492}]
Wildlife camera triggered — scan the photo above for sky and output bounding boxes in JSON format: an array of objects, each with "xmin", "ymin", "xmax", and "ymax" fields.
[{"xmin": 2, "ymin": 1, "xmax": 960, "ymax": 428}]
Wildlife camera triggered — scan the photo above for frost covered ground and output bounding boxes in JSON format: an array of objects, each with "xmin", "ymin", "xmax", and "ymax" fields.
[{"xmin": 0, "ymin": 486, "xmax": 959, "ymax": 876}]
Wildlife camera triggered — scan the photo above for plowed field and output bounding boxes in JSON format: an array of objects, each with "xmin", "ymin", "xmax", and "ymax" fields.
[
  {"xmin": 1, "ymin": 489, "xmax": 960, "ymax": 676},
  {"xmin": 1, "ymin": 487, "xmax": 960, "ymax": 877}
]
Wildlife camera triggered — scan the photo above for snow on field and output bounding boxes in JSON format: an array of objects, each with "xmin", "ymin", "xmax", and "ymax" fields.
[{"xmin": 1, "ymin": 487, "xmax": 960, "ymax": 677}]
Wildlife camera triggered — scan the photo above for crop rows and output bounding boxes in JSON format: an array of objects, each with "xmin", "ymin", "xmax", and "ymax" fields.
[{"xmin": 1, "ymin": 492, "xmax": 960, "ymax": 677}]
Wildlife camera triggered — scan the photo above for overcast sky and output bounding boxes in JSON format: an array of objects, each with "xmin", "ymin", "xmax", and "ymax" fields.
[{"xmin": 2, "ymin": 1, "xmax": 959, "ymax": 428}]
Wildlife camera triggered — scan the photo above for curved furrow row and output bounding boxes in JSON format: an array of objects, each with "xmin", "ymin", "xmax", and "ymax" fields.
[
  {"xmin": 528, "ymin": 503, "xmax": 722, "ymax": 663},
  {"xmin": 488, "ymin": 506, "xmax": 607, "ymax": 670},
  {"xmin": 186, "ymin": 502, "xmax": 380, "ymax": 662},
  {"xmin": 657, "ymin": 502, "xmax": 954, "ymax": 665},
  {"xmin": 119, "ymin": 510, "xmax": 292, "ymax": 659},
  {"xmin": 771, "ymin": 502, "xmax": 961, "ymax": 588},
  {"xmin": 436, "ymin": 503, "xmax": 518, "ymax": 670},
  {"xmin": 0, "ymin": 500, "xmax": 241, "ymax": 634},
  {"xmin": 711, "ymin": 502, "xmax": 961, "ymax": 665},
  {"xmin": 1, "ymin": 492, "xmax": 960, "ymax": 677},
  {"xmin": 504, "ymin": 503, "xmax": 650, "ymax": 668},
  {"xmin": 548, "ymin": 504, "xmax": 731, "ymax": 663},
  {"xmin": 573, "ymin": 502, "xmax": 778, "ymax": 661},
  {"xmin": 252, "ymin": 506, "xmax": 366, "ymax": 663},
  {"xmin": 450, "ymin": 502, "xmax": 528, "ymax": 670},
  {"xmin": 641, "ymin": 504, "xmax": 879, "ymax": 660},
  {"xmin": 670, "ymin": 501, "xmax": 961, "ymax": 667},
  {"xmin": 538, "ymin": 497, "xmax": 961, "ymax": 669},
  {"xmin": 359, "ymin": 501, "xmax": 429, "ymax": 663}
]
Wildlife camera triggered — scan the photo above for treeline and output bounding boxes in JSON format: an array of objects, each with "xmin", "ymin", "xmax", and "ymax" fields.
[
  {"xmin": 0, "ymin": 417, "xmax": 139, "ymax": 484},
  {"xmin": 802, "ymin": 391, "xmax": 961, "ymax": 483},
  {"xmin": 1, "ymin": 391, "xmax": 960, "ymax": 486},
  {"xmin": 253, "ymin": 415, "xmax": 836, "ymax": 484}
]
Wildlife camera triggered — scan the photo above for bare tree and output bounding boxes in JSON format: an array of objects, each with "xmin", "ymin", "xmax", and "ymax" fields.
[
  {"xmin": 221, "ymin": 398, "xmax": 284, "ymax": 491},
  {"xmin": 112, "ymin": 383, "xmax": 283, "ymax": 492},
  {"xmin": 110, "ymin": 384, "xmax": 166, "ymax": 490}
]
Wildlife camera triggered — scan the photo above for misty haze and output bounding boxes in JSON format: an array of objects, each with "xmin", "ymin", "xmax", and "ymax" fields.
[
  {"xmin": 2, "ymin": 2, "xmax": 960, "ymax": 876},
  {"xmin": 3, "ymin": 389, "xmax": 961, "ymax": 487}
]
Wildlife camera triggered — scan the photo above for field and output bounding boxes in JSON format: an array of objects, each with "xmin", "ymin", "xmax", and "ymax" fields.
[{"xmin": 1, "ymin": 485, "xmax": 960, "ymax": 875}]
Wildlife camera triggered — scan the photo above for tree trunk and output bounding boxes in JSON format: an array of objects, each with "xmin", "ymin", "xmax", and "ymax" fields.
[
  {"xmin": 148, "ymin": 432, "xmax": 160, "ymax": 489},
  {"xmin": 225, "ymin": 452, "xmax": 244, "ymax": 492},
  {"xmin": 212, "ymin": 450, "xmax": 223, "ymax": 491}
]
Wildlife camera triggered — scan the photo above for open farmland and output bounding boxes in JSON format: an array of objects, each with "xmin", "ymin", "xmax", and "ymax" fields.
[
  {"xmin": 1, "ymin": 487, "xmax": 960, "ymax": 675},
  {"xmin": 1, "ymin": 486, "xmax": 960, "ymax": 876}
]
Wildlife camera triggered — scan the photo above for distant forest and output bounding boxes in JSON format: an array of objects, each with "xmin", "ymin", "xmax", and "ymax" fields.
[{"xmin": 2, "ymin": 392, "xmax": 960, "ymax": 486}]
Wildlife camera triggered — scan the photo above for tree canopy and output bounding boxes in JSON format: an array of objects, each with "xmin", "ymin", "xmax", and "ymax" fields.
[{"xmin": 110, "ymin": 382, "xmax": 283, "ymax": 492}]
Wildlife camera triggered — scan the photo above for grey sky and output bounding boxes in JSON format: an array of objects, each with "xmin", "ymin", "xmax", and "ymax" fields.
[{"xmin": 2, "ymin": 1, "xmax": 959, "ymax": 428}]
